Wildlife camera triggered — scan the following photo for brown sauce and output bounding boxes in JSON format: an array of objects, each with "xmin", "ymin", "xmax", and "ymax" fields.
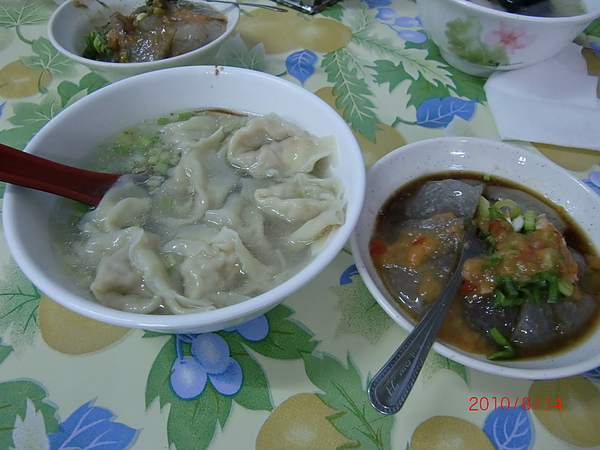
[
  {"xmin": 82, "ymin": 0, "xmax": 227, "ymax": 63},
  {"xmin": 371, "ymin": 172, "xmax": 600, "ymax": 360}
]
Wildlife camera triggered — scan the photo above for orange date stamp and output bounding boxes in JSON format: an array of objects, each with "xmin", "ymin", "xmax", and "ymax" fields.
[{"xmin": 469, "ymin": 396, "xmax": 563, "ymax": 411}]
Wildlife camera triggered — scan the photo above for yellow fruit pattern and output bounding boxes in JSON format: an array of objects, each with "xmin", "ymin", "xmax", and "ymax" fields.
[
  {"xmin": 410, "ymin": 416, "xmax": 495, "ymax": 449},
  {"xmin": 288, "ymin": 18, "xmax": 352, "ymax": 53},
  {"xmin": 237, "ymin": 11, "xmax": 352, "ymax": 55},
  {"xmin": 529, "ymin": 376, "xmax": 600, "ymax": 447},
  {"xmin": 256, "ymin": 393, "xmax": 354, "ymax": 449},
  {"xmin": 39, "ymin": 295, "xmax": 130, "ymax": 355},
  {"xmin": 0, "ymin": 60, "xmax": 51, "ymax": 99},
  {"xmin": 237, "ymin": 9, "xmax": 306, "ymax": 53}
]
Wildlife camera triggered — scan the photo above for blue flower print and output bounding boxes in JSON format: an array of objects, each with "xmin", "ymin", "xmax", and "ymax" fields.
[
  {"xmin": 339, "ymin": 264, "xmax": 360, "ymax": 285},
  {"xmin": 415, "ymin": 97, "xmax": 476, "ymax": 128},
  {"xmin": 224, "ymin": 314, "xmax": 269, "ymax": 341},
  {"xmin": 375, "ymin": 7, "xmax": 396, "ymax": 20},
  {"xmin": 375, "ymin": 8, "xmax": 426, "ymax": 44},
  {"xmin": 286, "ymin": 50, "xmax": 318, "ymax": 85},
  {"xmin": 363, "ymin": 0, "xmax": 393, "ymax": 9},
  {"xmin": 585, "ymin": 365, "xmax": 600, "ymax": 381},
  {"xmin": 483, "ymin": 407, "xmax": 533, "ymax": 449},
  {"xmin": 169, "ymin": 315, "xmax": 269, "ymax": 400},
  {"xmin": 584, "ymin": 170, "xmax": 600, "ymax": 196},
  {"xmin": 48, "ymin": 401, "xmax": 138, "ymax": 450},
  {"xmin": 170, "ymin": 333, "xmax": 242, "ymax": 399}
]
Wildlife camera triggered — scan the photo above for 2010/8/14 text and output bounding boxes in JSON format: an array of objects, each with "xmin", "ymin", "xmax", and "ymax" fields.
[{"xmin": 469, "ymin": 396, "xmax": 563, "ymax": 411}]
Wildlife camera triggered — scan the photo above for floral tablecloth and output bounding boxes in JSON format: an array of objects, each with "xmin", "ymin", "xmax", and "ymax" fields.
[{"xmin": 2, "ymin": 0, "xmax": 600, "ymax": 449}]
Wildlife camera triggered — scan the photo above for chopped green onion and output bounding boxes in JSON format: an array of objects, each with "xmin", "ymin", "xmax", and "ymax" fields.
[
  {"xmin": 547, "ymin": 275, "xmax": 559, "ymax": 303},
  {"xmin": 493, "ymin": 199, "xmax": 521, "ymax": 220},
  {"xmin": 501, "ymin": 276, "xmax": 519, "ymax": 298},
  {"xmin": 523, "ymin": 209, "xmax": 536, "ymax": 233},
  {"xmin": 492, "ymin": 289, "xmax": 523, "ymax": 308},
  {"xmin": 488, "ymin": 207, "xmax": 503, "ymax": 220},
  {"xmin": 492, "ymin": 290, "xmax": 509, "ymax": 308},
  {"xmin": 527, "ymin": 285, "xmax": 541, "ymax": 304},
  {"xmin": 488, "ymin": 327, "xmax": 516, "ymax": 360},
  {"xmin": 484, "ymin": 253, "xmax": 502, "ymax": 269},
  {"xmin": 558, "ymin": 278, "xmax": 575, "ymax": 297},
  {"xmin": 154, "ymin": 162, "xmax": 169, "ymax": 174},
  {"xmin": 476, "ymin": 196, "xmax": 490, "ymax": 219},
  {"xmin": 113, "ymin": 144, "xmax": 129, "ymax": 154},
  {"xmin": 178, "ymin": 112, "xmax": 194, "ymax": 121}
]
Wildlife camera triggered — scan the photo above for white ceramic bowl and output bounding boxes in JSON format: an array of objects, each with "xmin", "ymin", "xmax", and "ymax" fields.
[
  {"xmin": 48, "ymin": 0, "xmax": 240, "ymax": 82},
  {"xmin": 350, "ymin": 137, "xmax": 600, "ymax": 379},
  {"xmin": 2, "ymin": 66, "xmax": 365, "ymax": 334},
  {"xmin": 417, "ymin": 0, "xmax": 600, "ymax": 76}
]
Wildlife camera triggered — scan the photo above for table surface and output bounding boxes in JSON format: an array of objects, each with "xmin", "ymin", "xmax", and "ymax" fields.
[{"xmin": 1, "ymin": 0, "xmax": 600, "ymax": 449}]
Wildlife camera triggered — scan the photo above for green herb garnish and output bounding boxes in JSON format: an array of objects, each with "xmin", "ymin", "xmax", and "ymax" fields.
[{"xmin": 488, "ymin": 327, "xmax": 516, "ymax": 360}]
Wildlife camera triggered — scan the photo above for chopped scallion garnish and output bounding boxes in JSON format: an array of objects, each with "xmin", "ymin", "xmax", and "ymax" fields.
[
  {"xmin": 488, "ymin": 327, "xmax": 516, "ymax": 360},
  {"xmin": 558, "ymin": 278, "xmax": 575, "ymax": 297},
  {"xmin": 523, "ymin": 209, "xmax": 536, "ymax": 233}
]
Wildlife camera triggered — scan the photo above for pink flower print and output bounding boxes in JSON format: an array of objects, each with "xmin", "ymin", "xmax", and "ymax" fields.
[{"xmin": 484, "ymin": 22, "xmax": 537, "ymax": 54}]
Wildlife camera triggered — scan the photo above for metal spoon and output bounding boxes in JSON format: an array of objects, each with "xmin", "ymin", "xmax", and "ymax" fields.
[
  {"xmin": 0, "ymin": 142, "xmax": 140, "ymax": 207},
  {"xmin": 205, "ymin": 0, "xmax": 288, "ymax": 12},
  {"xmin": 368, "ymin": 228, "xmax": 482, "ymax": 415}
]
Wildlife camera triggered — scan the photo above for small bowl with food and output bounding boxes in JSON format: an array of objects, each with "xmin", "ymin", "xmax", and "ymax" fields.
[
  {"xmin": 350, "ymin": 137, "xmax": 600, "ymax": 379},
  {"xmin": 48, "ymin": 0, "xmax": 240, "ymax": 82},
  {"xmin": 2, "ymin": 65, "xmax": 365, "ymax": 334},
  {"xmin": 417, "ymin": 0, "xmax": 600, "ymax": 76}
]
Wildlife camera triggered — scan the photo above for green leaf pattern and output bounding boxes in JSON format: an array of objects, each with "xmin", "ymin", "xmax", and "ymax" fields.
[
  {"xmin": 22, "ymin": 37, "xmax": 75, "ymax": 78},
  {"xmin": 0, "ymin": 380, "xmax": 60, "ymax": 449},
  {"xmin": 446, "ymin": 16, "xmax": 510, "ymax": 67},
  {"xmin": 0, "ymin": 259, "xmax": 41, "ymax": 351},
  {"xmin": 303, "ymin": 351, "xmax": 394, "ymax": 450},
  {"xmin": 3, "ymin": 1, "xmax": 598, "ymax": 449}
]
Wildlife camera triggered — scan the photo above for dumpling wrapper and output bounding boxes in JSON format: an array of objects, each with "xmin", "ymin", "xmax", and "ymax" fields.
[
  {"xmin": 254, "ymin": 173, "xmax": 346, "ymax": 245},
  {"xmin": 227, "ymin": 113, "xmax": 336, "ymax": 179}
]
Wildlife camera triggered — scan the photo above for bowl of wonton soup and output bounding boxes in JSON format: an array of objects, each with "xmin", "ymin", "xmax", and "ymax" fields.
[
  {"xmin": 2, "ymin": 66, "xmax": 365, "ymax": 334},
  {"xmin": 350, "ymin": 137, "xmax": 600, "ymax": 379}
]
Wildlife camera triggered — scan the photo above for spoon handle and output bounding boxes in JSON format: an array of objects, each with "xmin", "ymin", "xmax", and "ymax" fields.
[
  {"xmin": 368, "ymin": 229, "xmax": 480, "ymax": 415},
  {"xmin": 206, "ymin": 0, "xmax": 288, "ymax": 12},
  {"xmin": 0, "ymin": 142, "xmax": 121, "ymax": 206}
]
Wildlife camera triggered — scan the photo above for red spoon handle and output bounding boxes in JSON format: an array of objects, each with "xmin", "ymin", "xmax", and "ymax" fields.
[{"xmin": 0, "ymin": 142, "xmax": 121, "ymax": 206}]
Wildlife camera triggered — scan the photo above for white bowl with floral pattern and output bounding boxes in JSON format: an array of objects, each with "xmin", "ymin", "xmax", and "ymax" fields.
[
  {"xmin": 2, "ymin": 66, "xmax": 365, "ymax": 334},
  {"xmin": 417, "ymin": 0, "xmax": 600, "ymax": 76},
  {"xmin": 350, "ymin": 137, "xmax": 600, "ymax": 379},
  {"xmin": 48, "ymin": 0, "xmax": 240, "ymax": 82}
]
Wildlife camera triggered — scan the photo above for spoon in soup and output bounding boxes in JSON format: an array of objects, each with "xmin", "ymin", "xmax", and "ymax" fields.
[
  {"xmin": 0, "ymin": 142, "xmax": 141, "ymax": 207},
  {"xmin": 368, "ymin": 227, "xmax": 482, "ymax": 415}
]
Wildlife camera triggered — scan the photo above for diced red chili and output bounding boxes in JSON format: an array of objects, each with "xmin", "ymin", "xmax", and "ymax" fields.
[
  {"xmin": 459, "ymin": 279, "xmax": 477, "ymax": 295},
  {"xmin": 369, "ymin": 239, "xmax": 388, "ymax": 259},
  {"xmin": 412, "ymin": 236, "xmax": 426, "ymax": 246}
]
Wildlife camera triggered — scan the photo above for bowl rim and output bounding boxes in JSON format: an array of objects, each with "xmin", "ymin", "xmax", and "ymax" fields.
[
  {"xmin": 417, "ymin": 0, "xmax": 600, "ymax": 23},
  {"xmin": 349, "ymin": 136, "xmax": 600, "ymax": 379},
  {"xmin": 2, "ymin": 65, "xmax": 365, "ymax": 332},
  {"xmin": 47, "ymin": 0, "xmax": 241, "ymax": 70}
]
